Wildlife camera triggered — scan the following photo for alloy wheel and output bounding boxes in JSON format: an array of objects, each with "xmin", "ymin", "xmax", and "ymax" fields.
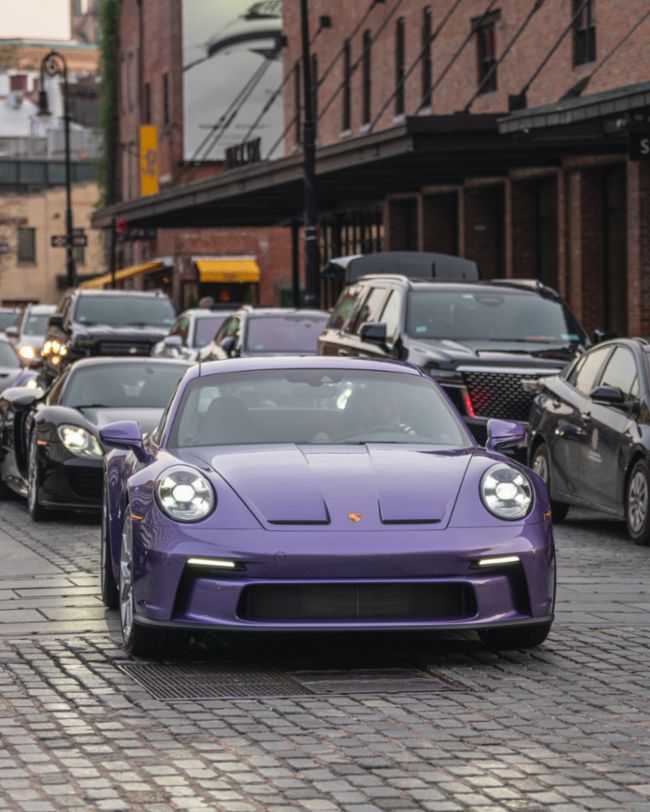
[
  {"xmin": 532, "ymin": 451, "xmax": 548, "ymax": 483},
  {"xmin": 119, "ymin": 514, "xmax": 134, "ymax": 642},
  {"xmin": 628, "ymin": 471, "xmax": 648, "ymax": 534},
  {"xmin": 27, "ymin": 439, "xmax": 38, "ymax": 513}
]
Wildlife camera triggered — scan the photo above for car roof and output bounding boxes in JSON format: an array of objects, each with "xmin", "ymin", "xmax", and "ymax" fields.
[
  {"xmin": 24, "ymin": 304, "xmax": 56, "ymax": 314},
  {"xmin": 197, "ymin": 355, "xmax": 421, "ymax": 377},
  {"xmin": 73, "ymin": 289, "xmax": 171, "ymax": 299},
  {"xmin": 181, "ymin": 308, "xmax": 236, "ymax": 318},
  {"xmin": 359, "ymin": 276, "xmax": 561, "ymax": 298},
  {"xmin": 66, "ymin": 356, "xmax": 193, "ymax": 371},
  {"xmin": 241, "ymin": 307, "xmax": 329, "ymax": 318}
]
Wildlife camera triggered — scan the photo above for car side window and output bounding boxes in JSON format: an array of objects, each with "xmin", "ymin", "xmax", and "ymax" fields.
[
  {"xmin": 176, "ymin": 317, "xmax": 190, "ymax": 345},
  {"xmin": 572, "ymin": 346, "xmax": 613, "ymax": 396},
  {"xmin": 351, "ymin": 288, "xmax": 389, "ymax": 336},
  {"xmin": 380, "ymin": 291, "xmax": 402, "ymax": 344},
  {"xmin": 599, "ymin": 347, "xmax": 639, "ymax": 398},
  {"xmin": 329, "ymin": 286, "xmax": 364, "ymax": 333}
]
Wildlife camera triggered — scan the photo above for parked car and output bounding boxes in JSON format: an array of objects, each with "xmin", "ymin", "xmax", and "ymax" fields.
[
  {"xmin": 0, "ymin": 357, "xmax": 190, "ymax": 521},
  {"xmin": 151, "ymin": 308, "xmax": 235, "ymax": 361},
  {"xmin": 200, "ymin": 307, "xmax": 329, "ymax": 361},
  {"xmin": 6, "ymin": 304, "xmax": 56, "ymax": 367},
  {"xmin": 99, "ymin": 356, "xmax": 555, "ymax": 658},
  {"xmin": 41, "ymin": 289, "xmax": 176, "ymax": 372},
  {"xmin": 319, "ymin": 272, "xmax": 589, "ymax": 442},
  {"xmin": 528, "ymin": 338, "xmax": 650, "ymax": 541},
  {"xmin": 0, "ymin": 307, "xmax": 21, "ymax": 334}
]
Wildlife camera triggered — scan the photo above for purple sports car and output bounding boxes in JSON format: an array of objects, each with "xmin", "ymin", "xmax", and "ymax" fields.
[{"xmin": 100, "ymin": 357, "xmax": 555, "ymax": 658}]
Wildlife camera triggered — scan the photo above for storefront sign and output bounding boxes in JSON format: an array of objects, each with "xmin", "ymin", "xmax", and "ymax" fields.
[
  {"xmin": 139, "ymin": 125, "xmax": 160, "ymax": 196},
  {"xmin": 629, "ymin": 132, "xmax": 650, "ymax": 161},
  {"xmin": 225, "ymin": 138, "xmax": 261, "ymax": 170}
]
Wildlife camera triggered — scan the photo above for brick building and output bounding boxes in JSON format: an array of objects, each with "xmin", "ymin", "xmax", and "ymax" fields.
[
  {"xmin": 98, "ymin": 0, "xmax": 292, "ymax": 310},
  {"xmin": 93, "ymin": 0, "xmax": 650, "ymax": 335}
]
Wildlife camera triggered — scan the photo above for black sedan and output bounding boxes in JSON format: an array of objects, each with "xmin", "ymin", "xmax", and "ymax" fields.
[
  {"xmin": 0, "ymin": 357, "xmax": 190, "ymax": 521},
  {"xmin": 528, "ymin": 338, "xmax": 650, "ymax": 541}
]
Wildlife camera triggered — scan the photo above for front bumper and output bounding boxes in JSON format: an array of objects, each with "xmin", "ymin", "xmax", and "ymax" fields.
[
  {"xmin": 131, "ymin": 522, "xmax": 555, "ymax": 632},
  {"xmin": 39, "ymin": 453, "xmax": 102, "ymax": 510}
]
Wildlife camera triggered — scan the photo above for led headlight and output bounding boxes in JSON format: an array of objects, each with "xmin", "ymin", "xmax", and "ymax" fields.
[
  {"xmin": 480, "ymin": 464, "xmax": 532, "ymax": 520},
  {"xmin": 18, "ymin": 345, "xmax": 35, "ymax": 361},
  {"xmin": 156, "ymin": 466, "xmax": 215, "ymax": 523},
  {"xmin": 57, "ymin": 425, "xmax": 103, "ymax": 458}
]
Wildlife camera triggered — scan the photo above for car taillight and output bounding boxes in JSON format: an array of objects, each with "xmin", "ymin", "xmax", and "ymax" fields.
[{"xmin": 464, "ymin": 388, "xmax": 476, "ymax": 419}]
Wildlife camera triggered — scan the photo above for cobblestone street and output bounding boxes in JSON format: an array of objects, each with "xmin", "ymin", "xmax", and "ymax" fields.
[{"xmin": 2, "ymin": 499, "xmax": 650, "ymax": 811}]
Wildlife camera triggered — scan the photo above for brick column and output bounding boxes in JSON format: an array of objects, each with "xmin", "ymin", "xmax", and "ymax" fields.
[
  {"xmin": 507, "ymin": 180, "xmax": 537, "ymax": 279},
  {"xmin": 420, "ymin": 192, "xmax": 458, "ymax": 254},
  {"xmin": 627, "ymin": 159, "xmax": 650, "ymax": 336},
  {"xmin": 462, "ymin": 185, "xmax": 505, "ymax": 279}
]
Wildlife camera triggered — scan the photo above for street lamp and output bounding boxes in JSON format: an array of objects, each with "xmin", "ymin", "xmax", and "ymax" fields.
[{"xmin": 37, "ymin": 50, "xmax": 76, "ymax": 290}]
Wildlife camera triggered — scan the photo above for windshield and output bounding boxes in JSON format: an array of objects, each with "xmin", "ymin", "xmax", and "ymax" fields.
[
  {"xmin": 194, "ymin": 315, "xmax": 227, "ymax": 347},
  {"xmin": 406, "ymin": 290, "xmax": 585, "ymax": 344},
  {"xmin": 0, "ymin": 342, "xmax": 19, "ymax": 368},
  {"xmin": 169, "ymin": 369, "xmax": 469, "ymax": 448},
  {"xmin": 22, "ymin": 314, "xmax": 51, "ymax": 336},
  {"xmin": 62, "ymin": 362, "xmax": 187, "ymax": 409},
  {"xmin": 245, "ymin": 315, "xmax": 328, "ymax": 354},
  {"xmin": 74, "ymin": 295, "xmax": 175, "ymax": 328},
  {"xmin": 0, "ymin": 312, "xmax": 18, "ymax": 331}
]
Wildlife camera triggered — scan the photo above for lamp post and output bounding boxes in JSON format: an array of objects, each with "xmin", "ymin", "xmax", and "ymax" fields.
[
  {"xmin": 300, "ymin": 0, "xmax": 320, "ymax": 308},
  {"xmin": 37, "ymin": 50, "xmax": 76, "ymax": 290}
]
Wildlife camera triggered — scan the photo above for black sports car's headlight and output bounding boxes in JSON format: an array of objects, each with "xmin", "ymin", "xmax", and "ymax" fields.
[
  {"xmin": 156, "ymin": 466, "xmax": 215, "ymax": 522},
  {"xmin": 480, "ymin": 464, "xmax": 532, "ymax": 520},
  {"xmin": 57, "ymin": 425, "xmax": 103, "ymax": 458}
]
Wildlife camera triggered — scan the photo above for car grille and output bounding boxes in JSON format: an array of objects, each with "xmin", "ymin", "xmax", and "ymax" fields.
[
  {"xmin": 68, "ymin": 468, "xmax": 103, "ymax": 503},
  {"xmin": 96, "ymin": 340, "xmax": 152, "ymax": 356},
  {"xmin": 238, "ymin": 583, "xmax": 476, "ymax": 622},
  {"xmin": 463, "ymin": 370, "xmax": 537, "ymax": 422}
]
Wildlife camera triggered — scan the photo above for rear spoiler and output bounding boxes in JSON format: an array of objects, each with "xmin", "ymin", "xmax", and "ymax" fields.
[{"xmin": 322, "ymin": 251, "xmax": 479, "ymax": 283}]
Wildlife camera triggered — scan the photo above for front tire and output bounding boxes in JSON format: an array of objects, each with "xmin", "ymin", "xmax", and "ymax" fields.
[
  {"xmin": 27, "ymin": 435, "xmax": 50, "ymax": 522},
  {"xmin": 119, "ymin": 511, "xmax": 189, "ymax": 659},
  {"xmin": 531, "ymin": 443, "xmax": 570, "ymax": 523},
  {"xmin": 100, "ymin": 486, "xmax": 118, "ymax": 609},
  {"xmin": 626, "ymin": 459, "xmax": 650, "ymax": 544},
  {"xmin": 479, "ymin": 621, "xmax": 552, "ymax": 651}
]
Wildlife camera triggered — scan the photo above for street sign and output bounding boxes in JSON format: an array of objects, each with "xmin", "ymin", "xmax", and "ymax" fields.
[
  {"xmin": 0, "ymin": 243, "xmax": 9, "ymax": 255},
  {"xmin": 630, "ymin": 132, "xmax": 650, "ymax": 161},
  {"xmin": 51, "ymin": 233, "xmax": 88, "ymax": 248}
]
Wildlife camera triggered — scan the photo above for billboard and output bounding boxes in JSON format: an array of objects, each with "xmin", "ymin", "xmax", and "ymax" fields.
[
  {"xmin": 181, "ymin": 0, "xmax": 285, "ymax": 163},
  {"xmin": 0, "ymin": 0, "xmax": 71, "ymax": 40},
  {"xmin": 139, "ymin": 125, "xmax": 159, "ymax": 196}
]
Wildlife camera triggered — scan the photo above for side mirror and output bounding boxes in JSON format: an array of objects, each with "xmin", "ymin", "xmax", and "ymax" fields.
[
  {"xmin": 163, "ymin": 335, "xmax": 183, "ymax": 349},
  {"xmin": 5, "ymin": 326, "xmax": 18, "ymax": 340},
  {"xmin": 486, "ymin": 419, "xmax": 526, "ymax": 452},
  {"xmin": 48, "ymin": 313, "xmax": 64, "ymax": 330},
  {"xmin": 590, "ymin": 385, "xmax": 626, "ymax": 407},
  {"xmin": 220, "ymin": 335, "xmax": 236, "ymax": 356},
  {"xmin": 359, "ymin": 322, "xmax": 387, "ymax": 345},
  {"xmin": 99, "ymin": 420, "xmax": 150, "ymax": 463},
  {"xmin": 2, "ymin": 386, "xmax": 43, "ymax": 409},
  {"xmin": 592, "ymin": 328, "xmax": 617, "ymax": 344}
]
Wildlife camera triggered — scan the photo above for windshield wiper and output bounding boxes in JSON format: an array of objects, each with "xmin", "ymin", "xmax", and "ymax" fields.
[{"xmin": 74, "ymin": 403, "xmax": 110, "ymax": 409}]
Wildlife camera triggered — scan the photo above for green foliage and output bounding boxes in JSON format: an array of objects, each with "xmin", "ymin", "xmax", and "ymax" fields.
[{"xmin": 97, "ymin": 0, "xmax": 119, "ymax": 206}]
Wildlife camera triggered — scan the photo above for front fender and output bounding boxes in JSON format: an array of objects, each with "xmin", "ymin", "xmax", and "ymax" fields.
[{"xmin": 105, "ymin": 448, "xmax": 132, "ymax": 579}]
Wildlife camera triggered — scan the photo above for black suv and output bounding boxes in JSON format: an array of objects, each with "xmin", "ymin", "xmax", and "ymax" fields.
[
  {"xmin": 43, "ymin": 289, "xmax": 175, "ymax": 369},
  {"xmin": 319, "ymin": 269, "xmax": 589, "ymax": 441}
]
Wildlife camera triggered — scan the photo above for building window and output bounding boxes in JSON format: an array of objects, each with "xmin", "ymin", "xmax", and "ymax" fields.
[
  {"xmin": 144, "ymin": 82, "xmax": 151, "ymax": 123},
  {"xmin": 362, "ymin": 30, "xmax": 371, "ymax": 125},
  {"xmin": 422, "ymin": 6, "xmax": 432, "ymax": 108},
  {"xmin": 342, "ymin": 39, "xmax": 351, "ymax": 131},
  {"xmin": 475, "ymin": 14, "xmax": 498, "ymax": 94},
  {"xmin": 311, "ymin": 53, "xmax": 318, "ymax": 138},
  {"xmin": 395, "ymin": 18, "xmax": 405, "ymax": 116},
  {"xmin": 293, "ymin": 61, "xmax": 301, "ymax": 145},
  {"xmin": 162, "ymin": 73, "xmax": 170, "ymax": 127},
  {"xmin": 17, "ymin": 228, "xmax": 35, "ymax": 264},
  {"xmin": 573, "ymin": 0, "xmax": 596, "ymax": 66}
]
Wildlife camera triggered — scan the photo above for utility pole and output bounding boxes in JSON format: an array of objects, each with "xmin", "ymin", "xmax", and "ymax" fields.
[{"xmin": 300, "ymin": 0, "xmax": 320, "ymax": 308}]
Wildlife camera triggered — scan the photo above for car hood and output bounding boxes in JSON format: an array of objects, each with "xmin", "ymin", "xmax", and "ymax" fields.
[
  {"xmin": 71, "ymin": 325, "xmax": 170, "ymax": 342},
  {"xmin": 408, "ymin": 337, "xmax": 579, "ymax": 369},
  {"xmin": 77, "ymin": 407, "xmax": 163, "ymax": 434},
  {"xmin": 183, "ymin": 444, "xmax": 474, "ymax": 529}
]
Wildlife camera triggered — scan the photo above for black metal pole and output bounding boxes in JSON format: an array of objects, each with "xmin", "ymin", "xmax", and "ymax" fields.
[
  {"xmin": 300, "ymin": 0, "xmax": 319, "ymax": 309},
  {"xmin": 291, "ymin": 220, "xmax": 300, "ymax": 308},
  {"xmin": 110, "ymin": 219, "xmax": 117, "ymax": 289},
  {"xmin": 61, "ymin": 62, "xmax": 76, "ymax": 289}
]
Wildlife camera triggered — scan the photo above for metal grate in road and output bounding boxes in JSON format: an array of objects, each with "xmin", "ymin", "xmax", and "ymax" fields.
[
  {"xmin": 116, "ymin": 660, "xmax": 467, "ymax": 701},
  {"xmin": 116, "ymin": 660, "xmax": 313, "ymax": 700}
]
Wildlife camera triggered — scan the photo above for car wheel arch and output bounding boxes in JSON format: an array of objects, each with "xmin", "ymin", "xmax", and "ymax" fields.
[{"xmin": 623, "ymin": 451, "xmax": 648, "ymax": 509}]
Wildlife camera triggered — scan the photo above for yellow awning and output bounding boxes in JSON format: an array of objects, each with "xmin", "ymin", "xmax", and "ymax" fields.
[
  {"xmin": 80, "ymin": 260, "xmax": 165, "ymax": 290},
  {"xmin": 196, "ymin": 258, "xmax": 260, "ymax": 284}
]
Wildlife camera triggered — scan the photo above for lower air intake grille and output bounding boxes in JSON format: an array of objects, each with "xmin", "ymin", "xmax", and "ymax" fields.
[
  {"xmin": 68, "ymin": 468, "xmax": 103, "ymax": 502},
  {"xmin": 238, "ymin": 583, "xmax": 476, "ymax": 622},
  {"xmin": 97, "ymin": 341, "xmax": 152, "ymax": 356},
  {"xmin": 463, "ymin": 370, "xmax": 535, "ymax": 421}
]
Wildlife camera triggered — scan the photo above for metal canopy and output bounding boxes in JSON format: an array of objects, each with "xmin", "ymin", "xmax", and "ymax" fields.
[{"xmin": 92, "ymin": 113, "xmax": 627, "ymax": 231}]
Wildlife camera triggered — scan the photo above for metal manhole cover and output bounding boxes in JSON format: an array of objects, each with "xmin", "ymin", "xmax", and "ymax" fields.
[
  {"xmin": 290, "ymin": 667, "xmax": 463, "ymax": 695},
  {"xmin": 116, "ymin": 661, "xmax": 313, "ymax": 701}
]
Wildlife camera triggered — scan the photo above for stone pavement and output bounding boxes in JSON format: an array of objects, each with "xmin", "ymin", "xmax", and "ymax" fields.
[{"xmin": 1, "ymin": 496, "xmax": 650, "ymax": 811}]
